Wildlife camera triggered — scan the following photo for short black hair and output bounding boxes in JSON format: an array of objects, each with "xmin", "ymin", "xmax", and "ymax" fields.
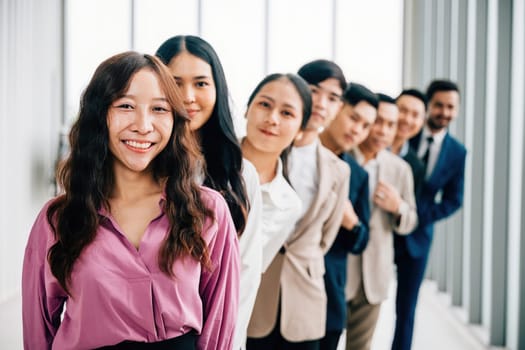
[
  {"xmin": 377, "ymin": 93, "xmax": 397, "ymax": 105},
  {"xmin": 426, "ymin": 79, "xmax": 460, "ymax": 101},
  {"xmin": 297, "ymin": 59, "xmax": 346, "ymax": 92},
  {"xmin": 397, "ymin": 88, "xmax": 428, "ymax": 111},
  {"xmin": 342, "ymin": 82, "xmax": 379, "ymax": 109}
]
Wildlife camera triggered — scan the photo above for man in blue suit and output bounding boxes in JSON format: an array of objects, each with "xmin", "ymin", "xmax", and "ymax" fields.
[{"xmin": 392, "ymin": 80, "xmax": 467, "ymax": 350}]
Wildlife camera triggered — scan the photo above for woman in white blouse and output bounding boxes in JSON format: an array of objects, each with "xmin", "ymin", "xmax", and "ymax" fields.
[
  {"xmin": 156, "ymin": 35, "xmax": 262, "ymax": 350},
  {"xmin": 241, "ymin": 73, "xmax": 312, "ymax": 270},
  {"xmin": 240, "ymin": 73, "xmax": 316, "ymax": 348}
]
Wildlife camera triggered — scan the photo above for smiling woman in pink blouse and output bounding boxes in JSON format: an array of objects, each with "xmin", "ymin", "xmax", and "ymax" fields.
[{"xmin": 22, "ymin": 51, "xmax": 239, "ymax": 350}]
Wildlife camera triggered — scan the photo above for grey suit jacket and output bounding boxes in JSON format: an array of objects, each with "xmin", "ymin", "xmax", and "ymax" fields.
[
  {"xmin": 346, "ymin": 149, "xmax": 417, "ymax": 304},
  {"xmin": 248, "ymin": 143, "xmax": 350, "ymax": 341}
]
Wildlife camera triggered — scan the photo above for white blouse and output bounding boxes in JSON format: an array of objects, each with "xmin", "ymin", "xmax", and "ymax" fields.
[
  {"xmin": 259, "ymin": 159, "xmax": 302, "ymax": 272},
  {"xmin": 234, "ymin": 158, "xmax": 263, "ymax": 350}
]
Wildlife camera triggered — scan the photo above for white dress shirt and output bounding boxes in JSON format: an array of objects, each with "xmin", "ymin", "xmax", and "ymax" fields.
[
  {"xmin": 288, "ymin": 139, "xmax": 319, "ymax": 219},
  {"xmin": 260, "ymin": 158, "xmax": 302, "ymax": 272},
  {"xmin": 417, "ymin": 126, "xmax": 447, "ymax": 178},
  {"xmin": 234, "ymin": 158, "xmax": 263, "ymax": 350}
]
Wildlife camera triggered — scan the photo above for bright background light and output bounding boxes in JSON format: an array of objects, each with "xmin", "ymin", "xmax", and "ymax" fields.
[{"xmin": 65, "ymin": 0, "xmax": 404, "ymax": 135}]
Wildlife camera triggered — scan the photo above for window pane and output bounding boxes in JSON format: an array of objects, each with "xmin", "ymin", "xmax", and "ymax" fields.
[
  {"xmin": 335, "ymin": 0, "xmax": 403, "ymax": 96},
  {"xmin": 65, "ymin": 0, "xmax": 131, "ymax": 122},
  {"xmin": 133, "ymin": 0, "xmax": 199, "ymax": 54},
  {"xmin": 201, "ymin": 0, "xmax": 266, "ymax": 136},
  {"xmin": 268, "ymin": 0, "xmax": 334, "ymax": 73}
]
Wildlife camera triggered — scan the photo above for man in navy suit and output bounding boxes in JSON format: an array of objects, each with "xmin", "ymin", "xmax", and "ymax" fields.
[
  {"xmin": 392, "ymin": 80, "xmax": 467, "ymax": 350},
  {"xmin": 319, "ymin": 82, "xmax": 379, "ymax": 350}
]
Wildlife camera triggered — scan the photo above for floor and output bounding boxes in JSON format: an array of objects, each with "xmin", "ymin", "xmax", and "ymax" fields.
[
  {"xmin": 1, "ymin": 280, "xmax": 500, "ymax": 349},
  {"xmin": 338, "ymin": 280, "xmax": 497, "ymax": 350},
  {"xmin": 371, "ymin": 281, "xmax": 491, "ymax": 350}
]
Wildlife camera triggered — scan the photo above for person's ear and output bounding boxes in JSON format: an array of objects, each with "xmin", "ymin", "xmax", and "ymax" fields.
[{"xmin": 295, "ymin": 131, "xmax": 304, "ymax": 142}]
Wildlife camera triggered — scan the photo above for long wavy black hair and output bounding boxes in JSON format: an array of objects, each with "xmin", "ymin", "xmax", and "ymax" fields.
[
  {"xmin": 156, "ymin": 35, "xmax": 249, "ymax": 236},
  {"xmin": 47, "ymin": 51, "xmax": 212, "ymax": 294}
]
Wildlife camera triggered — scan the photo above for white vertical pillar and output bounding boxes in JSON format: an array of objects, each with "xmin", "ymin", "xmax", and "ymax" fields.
[
  {"xmin": 482, "ymin": 0, "xmax": 497, "ymax": 333},
  {"xmin": 507, "ymin": 1, "xmax": 524, "ymax": 348},
  {"xmin": 487, "ymin": 0, "xmax": 512, "ymax": 345},
  {"xmin": 462, "ymin": 0, "xmax": 478, "ymax": 320}
]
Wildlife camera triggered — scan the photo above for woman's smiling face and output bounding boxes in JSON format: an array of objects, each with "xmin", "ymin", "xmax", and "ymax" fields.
[
  {"xmin": 244, "ymin": 77, "xmax": 304, "ymax": 156},
  {"xmin": 167, "ymin": 51, "xmax": 216, "ymax": 131},
  {"xmin": 107, "ymin": 68, "xmax": 173, "ymax": 175}
]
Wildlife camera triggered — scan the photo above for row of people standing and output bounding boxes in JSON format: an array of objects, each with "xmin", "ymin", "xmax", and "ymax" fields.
[{"xmin": 21, "ymin": 33, "xmax": 466, "ymax": 350}]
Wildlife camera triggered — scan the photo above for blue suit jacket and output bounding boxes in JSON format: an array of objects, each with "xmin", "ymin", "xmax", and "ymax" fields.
[
  {"xmin": 324, "ymin": 152, "xmax": 370, "ymax": 332},
  {"xmin": 403, "ymin": 131, "xmax": 467, "ymax": 258}
]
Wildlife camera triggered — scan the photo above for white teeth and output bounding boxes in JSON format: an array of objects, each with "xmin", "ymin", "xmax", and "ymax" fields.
[{"xmin": 125, "ymin": 140, "xmax": 152, "ymax": 149}]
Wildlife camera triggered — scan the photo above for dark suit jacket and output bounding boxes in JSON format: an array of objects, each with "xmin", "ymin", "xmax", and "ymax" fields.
[
  {"xmin": 394, "ymin": 147, "xmax": 425, "ymax": 257},
  {"xmin": 403, "ymin": 148, "xmax": 425, "ymax": 197},
  {"xmin": 324, "ymin": 152, "xmax": 370, "ymax": 332},
  {"xmin": 405, "ymin": 131, "xmax": 467, "ymax": 258}
]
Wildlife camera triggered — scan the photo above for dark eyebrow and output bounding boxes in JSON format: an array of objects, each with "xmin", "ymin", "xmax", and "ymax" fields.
[
  {"xmin": 193, "ymin": 75, "xmax": 212, "ymax": 80},
  {"xmin": 259, "ymin": 94, "xmax": 299, "ymax": 111},
  {"xmin": 312, "ymin": 83, "xmax": 342, "ymax": 99},
  {"xmin": 118, "ymin": 94, "xmax": 167, "ymax": 102},
  {"xmin": 352, "ymin": 111, "xmax": 364, "ymax": 120},
  {"xmin": 173, "ymin": 75, "xmax": 212, "ymax": 80},
  {"xmin": 258, "ymin": 94, "xmax": 275, "ymax": 103}
]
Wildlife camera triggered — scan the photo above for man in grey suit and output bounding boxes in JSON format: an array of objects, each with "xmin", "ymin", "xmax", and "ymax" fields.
[{"xmin": 345, "ymin": 93, "xmax": 418, "ymax": 350}]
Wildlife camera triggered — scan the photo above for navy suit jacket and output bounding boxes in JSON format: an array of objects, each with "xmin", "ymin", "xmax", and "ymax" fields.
[
  {"xmin": 402, "ymin": 148, "xmax": 425, "ymax": 198},
  {"xmin": 404, "ymin": 131, "xmax": 467, "ymax": 258},
  {"xmin": 394, "ymin": 148, "xmax": 425, "ymax": 257},
  {"xmin": 324, "ymin": 152, "xmax": 370, "ymax": 332}
]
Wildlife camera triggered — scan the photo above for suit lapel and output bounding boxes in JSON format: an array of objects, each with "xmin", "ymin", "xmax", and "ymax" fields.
[
  {"xmin": 409, "ymin": 131, "xmax": 423, "ymax": 153},
  {"xmin": 289, "ymin": 144, "xmax": 331, "ymax": 240},
  {"xmin": 363, "ymin": 150, "xmax": 387, "ymax": 224},
  {"xmin": 427, "ymin": 132, "xmax": 450, "ymax": 184}
]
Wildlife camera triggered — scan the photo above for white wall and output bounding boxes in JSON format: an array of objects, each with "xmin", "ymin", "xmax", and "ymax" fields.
[
  {"xmin": 0, "ymin": 0, "xmax": 63, "ymax": 346},
  {"xmin": 0, "ymin": 0, "xmax": 62, "ymax": 303}
]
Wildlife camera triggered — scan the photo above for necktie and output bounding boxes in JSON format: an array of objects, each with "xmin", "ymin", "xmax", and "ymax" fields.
[{"xmin": 422, "ymin": 136, "xmax": 434, "ymax": 175}]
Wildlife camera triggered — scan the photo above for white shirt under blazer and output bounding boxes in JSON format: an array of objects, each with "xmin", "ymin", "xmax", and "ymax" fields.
[{"xmin": 346, "ymin": 149, "xmax": 418, "ymax": 304}]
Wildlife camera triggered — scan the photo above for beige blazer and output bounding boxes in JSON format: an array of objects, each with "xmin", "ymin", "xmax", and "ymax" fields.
[
  {"xmin": 247, "ymin": 144, "xmax": 350, "ymax": 342},
  {"xmin": 346, "ymin": 150, "xmax": 417, "ymax": 304}
]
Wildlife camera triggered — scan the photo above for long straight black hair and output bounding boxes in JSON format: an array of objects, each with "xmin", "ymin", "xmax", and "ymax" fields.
[{"xmin": 156, "ymin": 35, "xmax": 249, "ymax": 235}]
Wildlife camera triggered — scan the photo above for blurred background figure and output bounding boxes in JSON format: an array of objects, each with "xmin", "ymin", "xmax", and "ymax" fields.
[
  {"xmin": 345, "ymin": 92, "xmax": 417, "ymax": 350},
  {"xmin": 319, "ymin": 81, "xmax": 378, "ymax": 350},
  {"xmin": 393, "ymin": 80, "xmax": 466, "ymax": 350}
]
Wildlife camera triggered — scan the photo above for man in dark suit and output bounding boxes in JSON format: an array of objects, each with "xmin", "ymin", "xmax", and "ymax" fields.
[
  {"xmin": 319, "ymin": 82, "xmax": 379, "ymax": 350},
  {"xmin": 392, "ymin": 80, "xmax": 467, "ymax": 350}
]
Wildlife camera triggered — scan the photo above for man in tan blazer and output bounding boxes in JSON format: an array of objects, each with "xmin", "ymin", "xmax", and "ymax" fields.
[
  {"xmin": 247, "ymin": 60, "xmax": 350, "ymax": 349},
  {"xmin": 345, "ymin": 93, "xmax": 418, "ymax": 350}
]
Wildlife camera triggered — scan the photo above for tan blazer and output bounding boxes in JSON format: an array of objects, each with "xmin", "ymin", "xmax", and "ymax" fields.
[
  {"xmin": 346, "ymin": 150, "xmax": 417, "ymax": 304},
  {"xmin": 248, "ymin": 144, "xmax": 350, "ymax": 342}
]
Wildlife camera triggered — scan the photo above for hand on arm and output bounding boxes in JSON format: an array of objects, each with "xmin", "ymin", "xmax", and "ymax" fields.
[{"xmin": 373, "ymin": 181, "xmax": 402, "ymax": 215}]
